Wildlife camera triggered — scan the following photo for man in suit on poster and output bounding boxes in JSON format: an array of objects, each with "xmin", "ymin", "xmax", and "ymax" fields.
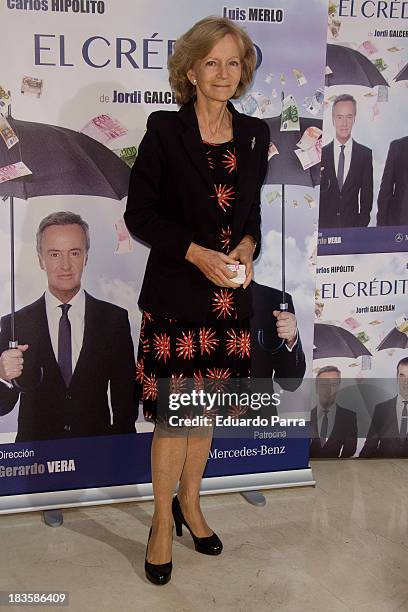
[
  {"xmin": 310, "ymin": 365, "xmax": 357, "ymax": 458},
  {"xmin": 376, "ymin": 136, "xmax": 408, "ymax": 226},
  {"xmin": 360, "ymin": 357, "xmax": 408, "ymax": 458},
  {"xmin": 319, "ymin": 94, "xmax": 373, "ymax": 228},
  {"xmin": 0, "ymin": 211, "xmax": 137, "ymax": 442}
]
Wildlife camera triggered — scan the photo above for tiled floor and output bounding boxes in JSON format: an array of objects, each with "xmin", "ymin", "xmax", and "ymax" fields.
[{"xmin": 1, "ymin": 459, "xmax": 408, "ymax": 611}]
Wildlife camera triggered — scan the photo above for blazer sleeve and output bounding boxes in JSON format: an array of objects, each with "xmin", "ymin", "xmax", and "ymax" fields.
[
  {"xmin": 340, "ymin": 411, "xmax": 357, "ymax": 458},
  {"xmin": 242, "ymin": 121, "xmax": 269, "ymax": 260},
  {"xmin": 124, "ymin": 113, "xmax": 194, "ymax": 262},
  {"xmin": 359, "ymin": 148, "xmax": 373, "ymax": 226},
  {"xmin": 359, "ymin": 404, "xmax": 380, "ymax": 458},
  {"xmin": 0, "ymin": 316, "xmax": 20, "ymax": 416},
  {"xmin": 377, "ymin": 141, "xmax": 396, "ymax": 226},
  {"xmin": 272, "ymin": 298, "xmax": 306, "ymax": 391},
  {"xmin": 109, "ymin": 309, "xmax": 138, "ymax": 434}
]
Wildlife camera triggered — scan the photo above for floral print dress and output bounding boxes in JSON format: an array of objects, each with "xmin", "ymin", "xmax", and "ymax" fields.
[{"xmin": 136, "ymin": 139, "xmax": 251, "ymax": 422}]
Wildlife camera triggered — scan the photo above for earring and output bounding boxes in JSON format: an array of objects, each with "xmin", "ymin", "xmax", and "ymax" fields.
[{"xmin": 193, "ymin": 79, "xmax": 197, "ymax": 85}]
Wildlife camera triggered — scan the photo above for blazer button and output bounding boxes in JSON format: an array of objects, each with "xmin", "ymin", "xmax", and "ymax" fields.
[{"xmin": 64, "ymin": 425, "xmax": 71, "ymax": 432}]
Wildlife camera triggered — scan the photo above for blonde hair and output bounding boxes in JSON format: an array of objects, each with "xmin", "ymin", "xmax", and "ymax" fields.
[{"xmin": 168, "ymin": 16, "xmax": 257, "ymax": 105}]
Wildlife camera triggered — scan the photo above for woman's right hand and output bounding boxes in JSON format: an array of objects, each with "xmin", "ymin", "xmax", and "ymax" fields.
[{"xmin": 185, "ymin": 243, "xmax": 240, "ymax": 288}]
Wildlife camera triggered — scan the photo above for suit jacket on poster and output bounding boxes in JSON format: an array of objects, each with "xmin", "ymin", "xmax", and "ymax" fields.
[
  {"xmin": 124, "ymin": 99, "xmax": 269, "ymax": 323},
  {"xmin": 376, "ymin": 137, "xmax": 408, "ymax": 226},
  {"xmin": 309, "ymin": 404, "xmax": 357, "ymax": 458},
  {"xmin": 0, "ymin": 292, "xmax": 137, "ymax": 442},
  {"xmin": 250, "ymin": 283, "xmax": 306, "ymax": 419},
  {"xmin": 319, "ymin": 140, "xmax": 373, "ymax": 228},
  {"xmin": 359, "ymin": 397, "xmax": 408, "ymax": 458}
]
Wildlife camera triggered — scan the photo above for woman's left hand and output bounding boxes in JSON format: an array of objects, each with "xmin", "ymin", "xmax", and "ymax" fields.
[{"xmin": 228, "ymin": 235, "xmax": 256, "ymax": 289}]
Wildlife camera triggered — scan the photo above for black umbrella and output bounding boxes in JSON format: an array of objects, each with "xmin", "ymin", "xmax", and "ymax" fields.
[
  {"xmin": 0, "ymin": 107, "xmax": 131, "ymax": 389},
  {"xmin": 0, "ymin": 116, "xmax": 130, "ymax": 199},
  {"xmin": 377, "ymin": 327, "xmax": 408, "ymax": 351},
  {"xmin": 394, "ymin": 62, "xmax": 408, "ymax": 83},
  {"xmin": 325, "ymin": 44, "xmax": 389, "ymax": 88},
  {"xmin": 259, "ymin": 111, "xmax": 322, "ymax": 352},
  {"xmin": 313, "ymin": 323, "xmax": 372, "ymax": 360}
]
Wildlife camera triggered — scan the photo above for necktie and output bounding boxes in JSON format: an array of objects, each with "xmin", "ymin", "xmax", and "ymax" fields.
[
  {"xmin": 58, "ymin": 303, "xmax": 72, "ymax": 386},
  {"xmin": 337, "ymin": 144, "xmax": 345, "ymax": 191},
  {"xmin": 400, "ymin": 401, "xmax": 408, "ymax": 439},
  {"xmin": 320, "ymin": 409, "xmax": 329, "ymax": 444}
]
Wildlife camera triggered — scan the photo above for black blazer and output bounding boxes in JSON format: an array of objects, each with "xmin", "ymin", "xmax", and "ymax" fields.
[
  {"xmin": 377, "ymin": 137, "xmax": 408, "ymax": 226},
  {"xmin": 124, "ymin": 99, "xmax": 269, "ymax": 323},
  {"xmin": 359, "ymin": 397, "xmax": 408, "ymax": 458},
  {"xmin": 309, "ymin": 404, "xmax": 357, "ymax": 458},
  {"xmin": 0, "ymin": 293, "xmax": 137, "ymax": 442},
  {"xmin": 319, "ymin": 140, "xmax": 373, "ymax": 228}
]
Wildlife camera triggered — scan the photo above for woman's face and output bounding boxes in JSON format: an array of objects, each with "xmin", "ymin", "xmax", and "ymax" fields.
[{"xmin": 188, "ymin": 33, "xmax": 242, "ymax": 104}]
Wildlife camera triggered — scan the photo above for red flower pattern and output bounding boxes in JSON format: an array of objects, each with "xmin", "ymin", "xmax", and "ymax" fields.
[
  {"xmin": 143, "ymin": 373, "xmax": 158, "ymax": 400},
  {"xmin": 176, "ymin": 330, "xmax": 196, "ymax": 359},
  {"xmin": 199, "ymin": 327, "xmax": 219, "ymax": 355},
  {"xmin": 226, "ymin": 329, "xmax": 238, "ymax": 356},
  {"xmin": 141, "ymin": 337, "xmax": 150, "ymax": 355},
  {"xmin": 222, "ymin": 148, "xmax": 237, "ymax": 173},
  {"xmin": 212, "ymin": 289, "xmax": 235, "ymax": 319},
  {"xmin": 220, "ymin": 226, "xmax": 232, "ymax": 252},
  {"xmin": 228, "ymin": 404, "xmax": 249, "ymax": 417},
  {"xmin": 153, "ymin": 332, "xmax": 171, "ymax": 363},
  {"xmin": 136, "ymin": 358, "xmax": 144, "ymax": 383},
  {"xmin": 170, "ymin": 373, "xmax": 186, "ymax": 394},
  {"xmin": 211, "ymin": 184, "xmax": 235, "ymax": 212},
  {"xmin": 206, "ymin": 367, "xmax": 232, "ymax": 391},
  {"xmin": 237, "ymin": 330, "xmax": 251, "ymax": 358},
  {"xmin": 193, "ymin": 369, "xmax": 205, "ymax": 392}
]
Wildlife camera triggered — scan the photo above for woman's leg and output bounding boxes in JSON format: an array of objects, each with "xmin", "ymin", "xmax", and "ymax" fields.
[
  {"xmin": 177, "ymin": 427, "xmax": 214, "ymax": 537},
  {"xmin": 147, "ymin": 425, "xmax": 187, "ymax": 564}
]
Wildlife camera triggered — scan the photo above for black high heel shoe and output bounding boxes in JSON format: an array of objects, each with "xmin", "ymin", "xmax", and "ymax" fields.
[
  {"xmin": 145, "ymin": 527, "xmax": 172, "ymax": 585},
  {"xmin": 172, "ymin": 495, "xmax": 223, "ymax": 555}
]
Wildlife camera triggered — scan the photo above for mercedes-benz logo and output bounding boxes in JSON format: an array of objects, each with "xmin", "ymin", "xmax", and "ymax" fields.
[{"xmin": 395, "ymin": 233, "xmax": 403, "ymax": 243}]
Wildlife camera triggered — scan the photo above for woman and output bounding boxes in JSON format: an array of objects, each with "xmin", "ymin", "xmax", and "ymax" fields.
[{"xmin": 124, "ymin": 15, "xmax": 269, "ymax": 585}]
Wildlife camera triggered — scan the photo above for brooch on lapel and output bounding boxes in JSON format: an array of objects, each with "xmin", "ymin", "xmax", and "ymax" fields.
[{"xmin": 251, "ymin": 136, "xmax": 256, "ymax": 150}]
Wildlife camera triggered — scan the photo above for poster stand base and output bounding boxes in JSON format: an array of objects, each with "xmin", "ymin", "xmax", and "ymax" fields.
[
  {"xmin": 43, "ymin": 509, "xmax": 63, "ymax": 527},
  {"xmin": 0, "ymin": 468, "xmax": 314, "ymax": 515},
  {"xmin": 240, "ymin": 491, "xmax": 266, "ymax": 506}
]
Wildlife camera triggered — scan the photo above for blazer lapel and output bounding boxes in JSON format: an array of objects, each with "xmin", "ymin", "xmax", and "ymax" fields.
[
  {"xmin": 386, "ymin": 397, "xmax": 399, "ymax": 437},
  {"xmin": 35, "ymin": 295, "xmax": 66, "ymax": 387},
  {"xmin": 179, "ymin": 101, "xmax": 213, "ymax": 192},
  {"xmin": 70, "ymin": 291, "xmax": 94, "ymax": 388},
  {"xmin": 230, "ymin": 102, "xmax": 252, "ymax": 201},
  {"xmin": 341, "ymin": 140, "xmax": 356, "ymax": 192}
]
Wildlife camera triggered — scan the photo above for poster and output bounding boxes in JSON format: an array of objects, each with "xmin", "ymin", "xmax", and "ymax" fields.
[
  {"xmin": 313, "ymin": 0, "xmax": 408, "ymax": 458},
  {"xmin": 0, "ymin": 0, "xmax": 328, "ymax": 512}
]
